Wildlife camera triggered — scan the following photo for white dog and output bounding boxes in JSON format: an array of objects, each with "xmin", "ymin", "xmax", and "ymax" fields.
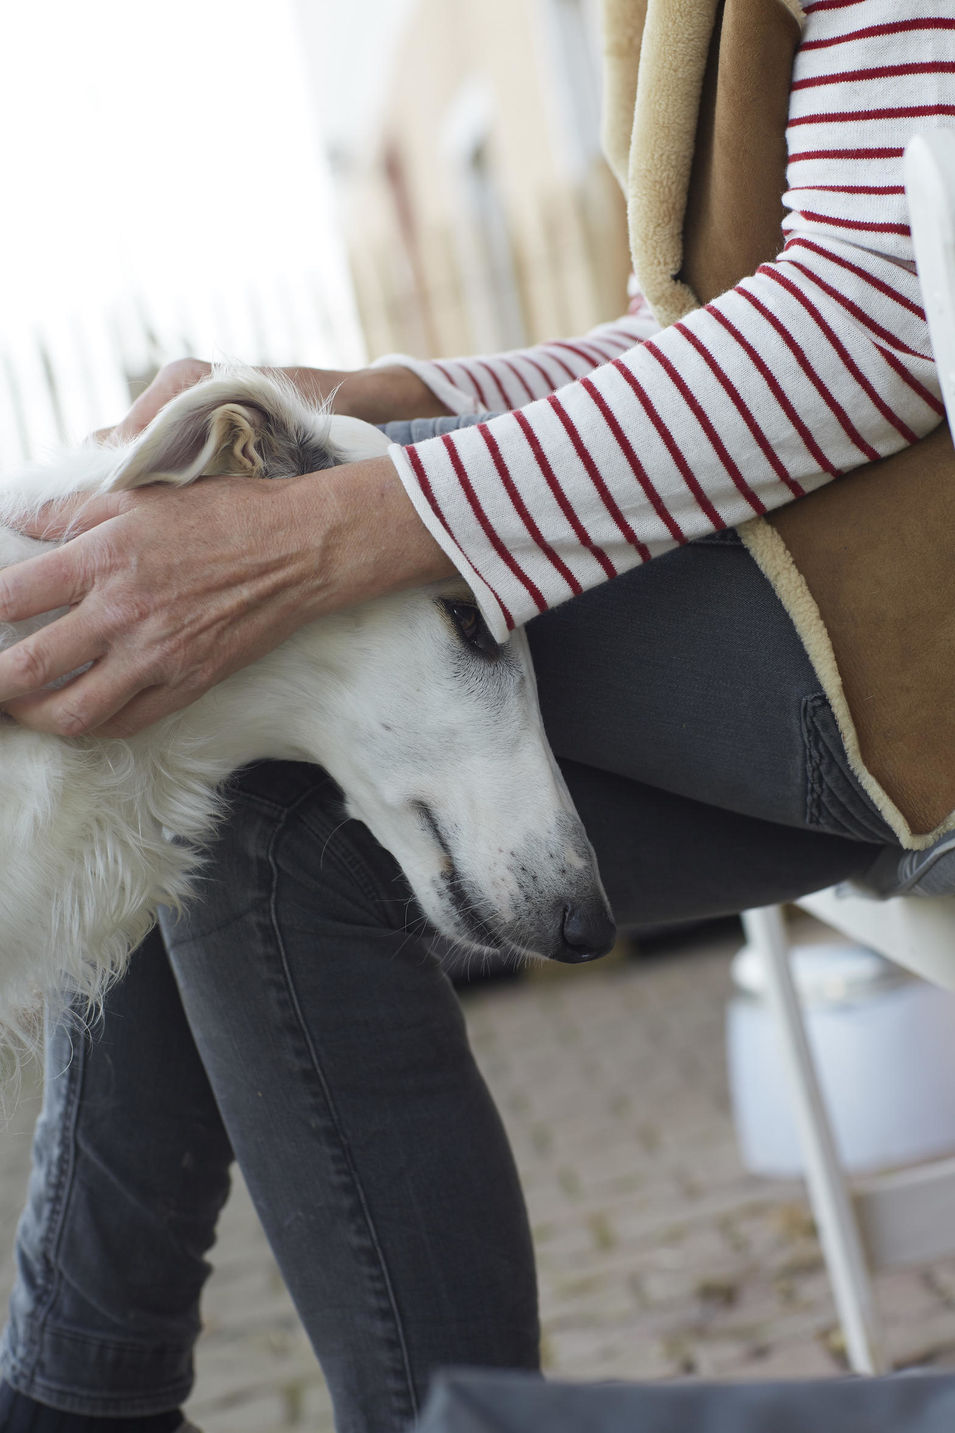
[{"xmin": 0, "ymin": 370, "xmax": 614, "ymax": 1055}]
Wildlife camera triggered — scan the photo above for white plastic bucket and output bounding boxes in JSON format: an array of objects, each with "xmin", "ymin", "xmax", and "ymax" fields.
[{"xmin": 727, "ymin": 942, "xmax": 955, "ymax": 1176}]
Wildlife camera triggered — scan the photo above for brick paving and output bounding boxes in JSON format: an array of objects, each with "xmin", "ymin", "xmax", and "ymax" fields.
[{"xmin": 2, "ymin": 920, "xmax": 955, "ymax": 1430}]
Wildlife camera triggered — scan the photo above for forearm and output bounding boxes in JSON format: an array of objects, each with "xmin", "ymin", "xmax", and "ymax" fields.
[
  {"xmin": 392, "ymin": 241, "xmax": 941, "ymax": 639},
  {"xmin": 283, "ymin": 364, "xmax": 454, "ymax": 423},
  {"xmin": 371, "ymin": 305, "xmax": 661, "ymax": 416},
  {"xmin": 387, "ymin": 0, "xmax": 950, "ymax": 639}
]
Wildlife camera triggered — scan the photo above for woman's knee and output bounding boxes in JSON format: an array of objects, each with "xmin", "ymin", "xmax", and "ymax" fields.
[{"xmin": 169, "ymin": 761, "xmax": 414, "ymax": 948}]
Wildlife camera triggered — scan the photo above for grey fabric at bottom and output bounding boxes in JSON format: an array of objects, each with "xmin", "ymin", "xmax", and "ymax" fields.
[
  {"xmin": 860, "ymin": 833, "xmax": 955, "ymax": 897},
  {"xmin": 416, "ymin": 1369, "xmax": 955, "ymax": 1433}
]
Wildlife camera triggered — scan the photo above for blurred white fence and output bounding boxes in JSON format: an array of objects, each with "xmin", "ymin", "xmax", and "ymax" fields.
[{"xmin": 0, "ymin": 270, "xmax": 365, "ymax": 466}]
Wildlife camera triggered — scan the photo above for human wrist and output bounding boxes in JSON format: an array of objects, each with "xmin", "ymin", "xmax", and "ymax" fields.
[
  {"xmin": 271, "ymin": 363, "xmax": 452, "ymax": 424},
  {"xmin": 334, "ymin": 366, "xmax": 452, "ymax": 423},
  {"xmin": 285, "ymin": 455, "xmax": 455, "ymax": 619}
]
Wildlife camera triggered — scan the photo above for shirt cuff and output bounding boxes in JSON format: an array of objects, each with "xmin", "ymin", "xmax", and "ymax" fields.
[{"xmin": 387, "ymin": 442, "xmax": 511, "ymax": 643}]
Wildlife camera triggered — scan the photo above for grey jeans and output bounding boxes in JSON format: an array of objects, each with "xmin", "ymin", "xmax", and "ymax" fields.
[{"xmin": 1, "ymin": 418, "xmax": 898, "ymax": 1433}]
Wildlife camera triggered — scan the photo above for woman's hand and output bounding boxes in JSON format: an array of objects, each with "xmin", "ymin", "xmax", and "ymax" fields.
[
  {"xmin": 100, "ymin": 357, "xmax": 213, "ymax": 441},
  {"xmin": 100, "ymin": 358, "xmax": 450, "ymax": 442},
  {"xmin": 0, "ymin": 352, "xmax": 455, "ymax": 736},
  {"xmin": 0, "ymin": 457, "xmax": 452, "ymax": 738},
  {"xmin": 0, "ymin": 352, "xmax": 456, "ymax": 737}
]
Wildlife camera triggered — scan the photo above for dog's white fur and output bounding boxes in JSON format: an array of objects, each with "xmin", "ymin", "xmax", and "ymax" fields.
[{"xmin": 0, "ymin": 370, "xmax": 613, "ymax": 1057}]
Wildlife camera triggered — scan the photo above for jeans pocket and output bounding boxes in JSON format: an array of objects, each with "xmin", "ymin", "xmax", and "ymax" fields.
[{"xmin": 802, "ymin": 692, "xmax": 897, "ymax": 844}]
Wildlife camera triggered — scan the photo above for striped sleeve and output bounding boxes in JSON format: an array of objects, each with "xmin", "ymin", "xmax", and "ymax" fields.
[
  {"xmin": 388, "ymin": 0, "xmax": 951, "ymax": 640},
  {"xmin": 372, "ymin": 289, "xmax": 661, "ymax": 416}
]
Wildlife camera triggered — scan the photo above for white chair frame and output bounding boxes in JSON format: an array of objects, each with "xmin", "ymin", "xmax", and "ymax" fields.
[
  {"xmin": 742, "ymin": 896, "xmax": 955, "ymax": 1375},
  {"xmin": 738, "ymin": 127, "xmax": 955, "ymax": 1378}
]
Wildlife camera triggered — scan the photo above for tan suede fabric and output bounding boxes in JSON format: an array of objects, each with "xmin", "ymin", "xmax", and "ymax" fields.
[
  {"xmin": 736, "ymin": 435, "xmax": 954, "ymax": 850},
  {"xmin": 601, "ymin": 0, "xmax": 803, "ymax": 323},
  {"xmin": 600, "ymin": 0, "xmax": 954, "ymax": 843},
  {"xmin": 626, "ymin": 0, "xmax": 720, "ymax": 326},
  {"xmin": 601, "ymin": 0, "xmax": 649, "ymax": 193},
  {"xmin": 681, "ymin": 0, "xmax": 801, "ymax": 307}
]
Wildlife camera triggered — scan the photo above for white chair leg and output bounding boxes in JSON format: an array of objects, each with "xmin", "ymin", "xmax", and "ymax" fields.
[
  {"xmin": 905, "ymin": 130, "xmax": 955, "ymax": 425},
  {"xmin": 741, "ymin": 906, "xmax": 886, "ymax": 1374}
]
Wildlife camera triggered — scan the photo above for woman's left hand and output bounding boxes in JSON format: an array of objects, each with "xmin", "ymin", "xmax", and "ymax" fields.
[{"xmin": 0, "ymin": 456, "xmax": 451, "ymax": 738}]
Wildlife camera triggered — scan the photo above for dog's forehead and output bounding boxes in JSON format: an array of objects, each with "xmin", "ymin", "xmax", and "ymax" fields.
[
  {"xmin": 437, "ymin": 578, "xmax": 476, "ymax": 603},
  {"xmin": 391, "ymin": 577, "xmax": 480, "ymax": 632}
]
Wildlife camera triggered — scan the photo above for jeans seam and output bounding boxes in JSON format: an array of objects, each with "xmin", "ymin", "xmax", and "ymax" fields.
[
  {"xmin": 232, "ymin": 778, "xmax": 397, "ymax": 913},
  {"xmin": 801, "ymin": 693, "xmax": 895, "ymax": 844},
  {"xmin": 264, "ymin": 798, "xmax": 420, "ymax": 1428},
  {"xmin": 225, "ymin": 761, "xmax": 343, "ymax": 822},
  {"xmin": 20, "ymin": 1026, "xmax": 87, "ymax": 1385},
  {"xmin": 818, "ymin": 770, "xmax": 876, "ymax": 835},
  {"xmin": 229, "ymin": 787, "xmax": 298, "ymax": 819},
  {"xmin": 23, "ymin": 1324, "xmax": 189, "ymax": 1357},
  {"xmin": 802, "ymin": 695, "xmax": 825, "ymax": 830}
]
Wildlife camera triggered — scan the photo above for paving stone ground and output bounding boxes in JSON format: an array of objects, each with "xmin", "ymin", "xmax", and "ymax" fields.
[{"xmin": 2, "ymin": 918, "xmax": 955, "ymax": 1431}]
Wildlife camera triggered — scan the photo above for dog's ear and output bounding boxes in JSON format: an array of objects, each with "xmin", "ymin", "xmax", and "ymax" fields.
[
  {"xmin": 104, "ymin": 371, "xmax": 395, "ymax": 492},
  {"xmin": 106, "ymin": 383, "xmax": 274, "ymax": 491}
]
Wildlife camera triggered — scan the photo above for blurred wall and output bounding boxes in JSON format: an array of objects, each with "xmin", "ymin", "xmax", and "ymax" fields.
[{"xmin": 323, "ymin": 0, "xmax": 631, "ymax": 363}]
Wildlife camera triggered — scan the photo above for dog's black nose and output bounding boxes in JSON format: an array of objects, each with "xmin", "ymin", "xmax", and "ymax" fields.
[{"xmin": 554, "ymin": 901, "xmax": 617, "ymax": 963}]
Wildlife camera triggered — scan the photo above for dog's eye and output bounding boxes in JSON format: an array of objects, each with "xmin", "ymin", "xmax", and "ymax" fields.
[{"xmin": 444, "ymin": 600, "xmax": 499, "ymax": 659}]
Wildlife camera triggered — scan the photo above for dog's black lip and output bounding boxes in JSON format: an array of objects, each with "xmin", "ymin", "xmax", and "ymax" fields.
[
  {"xmin": 413, "ymin": 799, "xmax": 453, "ymax": 863},
  {"xmin": 412, "ymin": 800, "xmax": 504, "ymax": 951}
]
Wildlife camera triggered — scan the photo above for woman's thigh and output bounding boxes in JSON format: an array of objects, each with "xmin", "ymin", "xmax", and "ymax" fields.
[
  {"xmin": 529, "ymin": 533, "xmax": 894, "ymax": 846},
  {"xmin": 384, "ymin": 413, "xmax": 888, "ymax": 847},
  {"xmin": 560, "ymin": 758, "xmax": 884, "ymax": 929},
  {"xmin": 525, "ymin": 533, "xmax": 895, "ymax": 926}
]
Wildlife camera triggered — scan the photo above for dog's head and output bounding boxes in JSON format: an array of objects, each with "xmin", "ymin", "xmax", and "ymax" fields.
[{"xmin": 105, "ymin": 369, "xmax": 616, "ymax": 967}]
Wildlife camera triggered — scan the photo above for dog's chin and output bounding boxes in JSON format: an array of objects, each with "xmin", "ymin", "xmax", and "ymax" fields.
[
  {"xmin": 417, "ymin": 879, "xmax": 547, "ymax": 965},
  {"xmin": 413, "ymin": 885, "xmax": 504, "ymax": 958}
]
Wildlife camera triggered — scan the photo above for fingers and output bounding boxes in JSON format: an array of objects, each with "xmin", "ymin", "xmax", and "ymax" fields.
[
  {"xmin": 0, "ymin": 607, "xmax": 105, "ymax": 711},
  {"xmin": 3, "ymin": 639, "xmax": 211, "ymax": 739},
  {"xmin": 114, "ymin": 358, "xmax": 211, "ymax": 442},
  {"xmin": 94, "ymin": 685, "xmax": 188, "ymax": 738},
  {"xmin": 0, "ymin": 544, "xmax": 91, "ymax": 624},
  {"xmin": 15, "ymin": 492, "xmax": 127, "ymax": 542},
  {"xmin": 3, "ymin": 657, "xmax": 146, "ymax": 737}
]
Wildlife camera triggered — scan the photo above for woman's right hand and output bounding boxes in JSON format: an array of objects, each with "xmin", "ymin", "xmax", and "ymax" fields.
[{"xmin": 99, "ymin": 358, "xmax": 451, "ymax": 443}]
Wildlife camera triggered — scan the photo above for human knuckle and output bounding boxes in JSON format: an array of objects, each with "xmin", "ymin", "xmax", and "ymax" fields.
[
  {"xmin": 54, "ymin": 702, "xmax": 94, "ymax": 738},
  {"xmin": 102, "ymin": 585, "xmax": 152, "ymax": 631},
  {"xmin": 126, "ymin": 592, "xmax": 156, "ymax": 627},
  {"xmin": 164, "ymin": 356, "xmax": 209, "ymax": 388},
  {"xmin": 9, "ymin": 642, "xmax": 49, "ymax": 690},
  {"xmin": 180, "ymin": 663, "xmax": 212, "ymax": 695},
  {"xmin": 161, "ymin": 625, "xmax": 187, "ymax": 658},
  {"xmin": 146, "ymin": 635, "xmax": 185, "ymax": 683},
  {"xmin": 108, "ymin": 490, "xmax": 139, "ymax": 517}
]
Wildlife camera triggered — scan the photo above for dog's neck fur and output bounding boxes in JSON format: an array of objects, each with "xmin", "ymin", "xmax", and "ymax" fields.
[{"xmin": 0, "ymin": 525, "xmax": 360, "ymax": 1051}]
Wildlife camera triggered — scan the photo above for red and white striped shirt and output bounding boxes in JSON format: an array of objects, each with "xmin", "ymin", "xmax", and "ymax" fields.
[{"xmin": 385, "ymin": 0, "xmax": 952, "ymax": 640}]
